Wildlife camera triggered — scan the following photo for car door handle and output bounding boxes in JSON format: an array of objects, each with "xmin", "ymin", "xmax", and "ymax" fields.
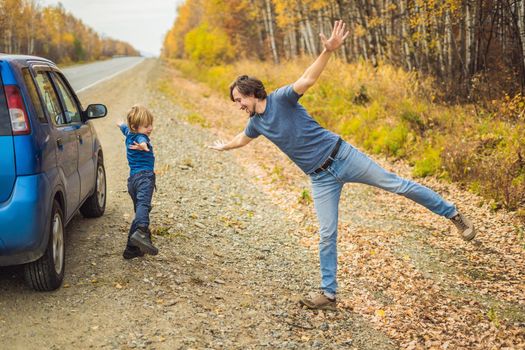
[
  {"xmin": 77, "ymin": 134, "xmax": 83, "ymax": 144},
  {"xmin": 56, "ymin": 138, "xmax": 63, "ymax": 148}
]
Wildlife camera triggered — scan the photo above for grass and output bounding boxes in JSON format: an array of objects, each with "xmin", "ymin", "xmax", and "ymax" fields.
[
  {"xmin": 299, "ymin": 189, "xmax": 312, "ymax": 205},
  {"xmin": 164, "ymin": 57, "xmax": 525, "ymax": 213}
]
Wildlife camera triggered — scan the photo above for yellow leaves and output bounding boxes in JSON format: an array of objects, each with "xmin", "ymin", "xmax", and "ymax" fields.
[
  {"xmin": 162, "ymin": 0, "xmax": 197, "ymax": 59},
  {"xmin": 447, "ymin": 0, "xmax": 463, "ymax": 14},
  {"xmin": 387, "ymin": 3, "xmax": 398, "ymax": 12},
  {"xmin": 62, "ymin": 32, "xmax": 75, "ymax": 46},
  {"xmin": 494, "ymin": 93, "xmax": 525, "ymax": 122},
  {"xmin": 368, "ymin": 16, "xmax": 384, "ymax": 29},
  {"xmin": 184, "ymin": 22, "xmax": 234, "ymax": 65},
  {"xmin": 309, "ymin": 0, "xmax": 330, "ymax": 12},
  {"xmin": 354, "ymin": 25, "xmax": 367, "ymax": 38},
  {"xmin": 3, "ymin": 2, "xmax": 137, "ymax": 62}
]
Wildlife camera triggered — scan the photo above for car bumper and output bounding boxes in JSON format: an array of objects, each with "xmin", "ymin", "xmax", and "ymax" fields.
[{"xmin": 0, "ymin": 174, "xmax": 51, "ymax": 266}]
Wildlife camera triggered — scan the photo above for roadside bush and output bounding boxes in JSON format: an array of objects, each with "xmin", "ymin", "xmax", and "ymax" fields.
[
  {"xmin": 442, "ymin": 138, "xmax": 478, "ymax": 183},
  {"xmin": 400, "ymin": 100, "xmax": 428, "ymax": 134},
  {"xmin": 443, "ymin": 124, "xmax": 525, "ymax": 210},
  {"xmin": 414, "ymin": 146, "xmax": 442, "ymax": 177},
  {"xmin": 165, "ymin": 57, "xmax": 525, "ymax": 213}
]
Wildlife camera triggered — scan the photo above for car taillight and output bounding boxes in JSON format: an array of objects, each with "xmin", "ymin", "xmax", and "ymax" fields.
[{"xmin": 5, "ymin": 85, "xmax": 30, "ymax": 135}]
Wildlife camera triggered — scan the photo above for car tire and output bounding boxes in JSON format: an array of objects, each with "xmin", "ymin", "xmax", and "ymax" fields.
[
  {"xmin": 24, "ymin": 200, "xmax": 65, "ymax": 291},
  {"xmin": 80, "ymin": 157, "xmax": 106, "ymax": 218}
]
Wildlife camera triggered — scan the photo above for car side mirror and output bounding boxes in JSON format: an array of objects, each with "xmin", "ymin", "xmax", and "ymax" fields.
[{"xmin": 85, "ymin": 104, "xmax": 107, "ymax": 119}]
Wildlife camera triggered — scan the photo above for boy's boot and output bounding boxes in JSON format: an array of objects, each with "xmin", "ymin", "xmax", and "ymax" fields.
[
  {"xmin": 130, "ymin": 227, "xmax": 158, "ymax": 255},
  {"xmin": 450, "ymin": 212, "xmax": 476, "ymax": 241},
  {"xmin": 122, "ymin": 245, "xmax": 144, "ymax": 260}
]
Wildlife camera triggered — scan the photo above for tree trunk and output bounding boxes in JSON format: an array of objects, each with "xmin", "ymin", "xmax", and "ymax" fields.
[
  {"xmin": 264, "ymin": 0, "xmax": 279, "ymax": 64},
  {"xmin": 290, "ymin": 29, "xmax": 298, "ymax": 59},
  {"xmin": 514, "ymin": 0, "xmax": 525, "ymax": 89},
  {"xmin": 434, "ymin": 8, "xmax": 445, "ymax": 79},
  {"xmin": 445, "ymin": 7, "xmax": 453, "ymax": 78},
  {"xmin": 465, "ymin": 0, "xmax": 472, "ymax": 76},
  {"xmin": 399, "ymin": 0, "xmax": 412, "ymax": 70},
  {"xmin": 302, "ymin": 3, "xmax": 318, "ymax": 56},
  {"xmin": 335, "ymin": 0, "xmax": 350, "ymax": 62},
  {"xmin": 356, "ymin": 0, "xmax": 377, "ymax": 66}
]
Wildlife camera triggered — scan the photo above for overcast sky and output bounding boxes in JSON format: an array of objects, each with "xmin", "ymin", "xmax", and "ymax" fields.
[{"xmin": 38, "ymin": 0, "xmax": 183, "ymax": 56}]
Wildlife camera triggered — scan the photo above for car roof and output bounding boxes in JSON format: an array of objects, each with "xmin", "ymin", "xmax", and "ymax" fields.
[{"xmin": 0, "ymin": 54, "xmax": 57, "ymax": 68}]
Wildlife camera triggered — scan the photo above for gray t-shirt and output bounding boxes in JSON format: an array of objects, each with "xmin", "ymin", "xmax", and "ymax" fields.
[{"xmin": 244, "ymin": 84, "xmax": 340, "ymax": 174}]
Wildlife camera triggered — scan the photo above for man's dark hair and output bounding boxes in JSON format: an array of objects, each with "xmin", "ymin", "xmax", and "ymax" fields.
[{"xmin": 229, "ymin": 75, "xmax": 267, "ymax": 101}]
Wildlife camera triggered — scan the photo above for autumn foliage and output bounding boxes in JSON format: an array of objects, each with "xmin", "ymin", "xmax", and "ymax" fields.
[
  {"xmin": 162, "ymin": 0, "xmax": 525, "ymax": 214},
  {"xmin": 163, "ymin": 0, "xmax": 525, "ymax": 101},
  {"xmin": 0, "ymin": 0, "xmax": 139, "ymax": 64}
]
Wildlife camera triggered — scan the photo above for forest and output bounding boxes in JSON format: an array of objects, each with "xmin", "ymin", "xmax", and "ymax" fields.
[
  {"xmin": 0, "ymin": 0, "xmax": 139, "ymax": 64},
  {"xmin": 163, "ymin": 0, "xmax": 525, "ymax": 214},
  {"xmin": 164, "ymin": 0, "xmax": 525, "ymax": 101}
]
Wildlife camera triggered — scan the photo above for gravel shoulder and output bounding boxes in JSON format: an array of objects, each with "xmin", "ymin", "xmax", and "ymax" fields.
[
  {"xmin": 153, "ymin": 60, "xmax": 525, "ymax": 349},
  {"xmin": 0, "ymin": 59, "xmax": 397, "ymax": 349}
]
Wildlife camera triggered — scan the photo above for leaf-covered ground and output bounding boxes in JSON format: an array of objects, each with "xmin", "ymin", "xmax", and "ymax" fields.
[
  {"xmin": 0, "ymin": 59, "xmax": 395, "ymax": 350},
  {"xmin": 0, "ymin": 59, "xmax": 523, "ymax": 349},
  {"xmin": 158, "ymin": 60, "xmax": 525, "ymax": 349}
]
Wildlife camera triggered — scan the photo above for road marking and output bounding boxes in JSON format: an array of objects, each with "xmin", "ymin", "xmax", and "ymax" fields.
[{"xmin": 76, "ymin": 58, "xmax": 145, "ymax": 93}]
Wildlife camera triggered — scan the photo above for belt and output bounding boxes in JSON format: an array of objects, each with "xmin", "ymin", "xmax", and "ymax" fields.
[{"xmin": 312, "ymin": 138, "xmax": 343, "ymax": 174}]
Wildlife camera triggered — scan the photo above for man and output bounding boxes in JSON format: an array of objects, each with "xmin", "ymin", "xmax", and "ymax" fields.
[{"xmin": 209, "ymin": 20, "xmax": 475, "ymax": 310}]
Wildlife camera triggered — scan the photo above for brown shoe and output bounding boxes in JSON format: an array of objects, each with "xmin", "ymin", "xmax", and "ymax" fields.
[
  {"xmin": 450, "ymin": 212, "xmax": 476, "ymax": 241},
  {"xmin": 299, "ymin": 293, "xmax": 337, "ymax": 311}
]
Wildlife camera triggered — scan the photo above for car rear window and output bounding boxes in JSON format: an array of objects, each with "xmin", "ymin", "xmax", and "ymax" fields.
[
  {"xmin": 22, "ymin": 68, "xmax": 47, "ymax": 123},
  {"xmin": 0, "ymin": 75, "xmax": 12, "ymax": 136}
]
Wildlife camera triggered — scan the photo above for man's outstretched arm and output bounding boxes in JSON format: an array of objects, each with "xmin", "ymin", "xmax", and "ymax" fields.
[
  {"xmin": 208, "ymin": 131, "xmax": 254, "ymax": 151},
  {"xmin": 292, "ymin": 20, "xmax": 349, "ymax": 96}
]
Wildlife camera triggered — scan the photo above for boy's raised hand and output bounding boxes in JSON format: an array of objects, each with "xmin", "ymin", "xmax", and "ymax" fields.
[
  {"xmin": 320, "ymin": 20, "xmax": 349, "ymax": 52},
  {"xmin": 129, "ymin": 141, "xmax": 150, "ymax": 152}
]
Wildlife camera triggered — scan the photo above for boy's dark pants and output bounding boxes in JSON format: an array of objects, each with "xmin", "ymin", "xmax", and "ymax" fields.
[{"xmin": 126, "ymin": 171, "xmax": 155, "ymax": 249}]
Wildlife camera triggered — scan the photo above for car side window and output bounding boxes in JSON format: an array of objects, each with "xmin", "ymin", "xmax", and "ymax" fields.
[
  {"xmin": 51, "ymin": 73, "xmax": 81, "ymax": 124},
  {"xmin": 33, "ymin": 71, "xmax": 65, "ymax": 125},
  {"xmin": 22, "ymin": 69, "xmax": 47, "ymax": 123}
]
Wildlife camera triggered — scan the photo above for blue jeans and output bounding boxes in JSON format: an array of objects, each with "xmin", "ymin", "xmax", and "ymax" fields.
[
  {"xmin": 309, "ymin": 141, "xmax": 457, "ymax": 296},
  {"xmin": 127, "ymin": 171, "xmax": 155, "ymax": 248}
]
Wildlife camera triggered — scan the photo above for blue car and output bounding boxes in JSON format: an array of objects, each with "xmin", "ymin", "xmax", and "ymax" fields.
[{"xmin": 0, "ymin": 54, "xmax": 107, "ymax": 291}]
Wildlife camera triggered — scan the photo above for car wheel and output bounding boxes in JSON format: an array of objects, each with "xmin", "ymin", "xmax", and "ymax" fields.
[
  {"xmin": 24, "ymin": 200, "xmax": 65, "ymax": 291},
  {"xmin": 80, "ymin": 157, "xmax": 106, "ymax": 218}
]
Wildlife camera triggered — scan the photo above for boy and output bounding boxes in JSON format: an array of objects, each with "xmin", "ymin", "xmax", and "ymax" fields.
[{"xmin": 118, "ymin": 105, "xmax": 159, "ymax": 259}]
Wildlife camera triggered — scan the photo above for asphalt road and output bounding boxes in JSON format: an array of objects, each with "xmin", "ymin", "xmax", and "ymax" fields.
[{"xmin": 61, "ymin": 56, "xmax": 145, "ymax": 92}]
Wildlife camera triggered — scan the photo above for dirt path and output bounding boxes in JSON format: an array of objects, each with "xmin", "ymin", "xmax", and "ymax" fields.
[
  {"xmin": 151, "ymin": 61, "xmax": 525, "ymax": 349},
  {"xmin": 0, "ymin": 60, "xmax": 397, "ymax": 349}
]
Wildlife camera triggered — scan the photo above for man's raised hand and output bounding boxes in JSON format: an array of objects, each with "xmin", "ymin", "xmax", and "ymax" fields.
[
  {"xmin": 320, "ymin": 20, "xmax": 349, "ymax": 52},
  {"xmin": 208, "ymin": 140, "xmax": 227, "ymax": 151}
]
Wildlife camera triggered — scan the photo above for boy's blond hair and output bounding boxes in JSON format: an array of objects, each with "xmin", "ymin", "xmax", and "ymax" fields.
[{"xmin": 127, "ymin": 105, "xmax": 154, "ymax": 132}]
